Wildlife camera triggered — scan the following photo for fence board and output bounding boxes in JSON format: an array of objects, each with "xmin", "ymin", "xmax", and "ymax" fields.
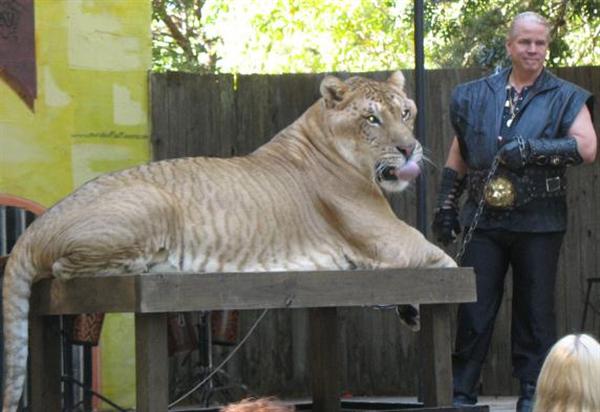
[{"xmin": 150, "ymin": 67, "xmax": 600, "ymax": 398}]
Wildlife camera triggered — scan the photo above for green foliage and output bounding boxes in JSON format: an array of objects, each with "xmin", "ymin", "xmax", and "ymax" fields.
[
  {"xmin": 203, "ymin": 0, "xmax": 415, "ymax": 74},
  {"xmin": 151, "ymin": 0, "xmax": 600, "ymax": 73},
  {"xmin": 426, "ymin": 0, "xmax": 600, "ymax": 69},
  {"xmin": 152, "ymin": 0, "xmax": 221, "ymax": 73}
]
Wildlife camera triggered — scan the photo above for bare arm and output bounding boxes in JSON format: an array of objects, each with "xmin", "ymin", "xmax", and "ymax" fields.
[
  {"xmin": 445, "ymin": 137, "xmax": 468, "ymax": 176},
  {"xmin": 569, "ymin": 104, "xmax": 597, "ymax": 164}
]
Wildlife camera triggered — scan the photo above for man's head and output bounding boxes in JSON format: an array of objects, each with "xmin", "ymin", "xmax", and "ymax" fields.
[{"xmin": 505, "ymin": 11, "xmax": 550, "ymax": 75}]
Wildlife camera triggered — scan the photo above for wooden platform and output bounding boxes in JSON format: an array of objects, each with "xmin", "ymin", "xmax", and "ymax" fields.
[{"xmin": 30, "ymin": 268, "xmax": 477, "ymax": 412}]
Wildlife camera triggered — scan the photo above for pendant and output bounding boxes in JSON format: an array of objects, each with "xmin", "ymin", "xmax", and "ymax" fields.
[{"xmin": 506, "ymin": 118, "xmax": 513, "ymax": 127}]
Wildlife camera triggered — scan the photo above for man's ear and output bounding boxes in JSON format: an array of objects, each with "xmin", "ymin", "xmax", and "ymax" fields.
[
  {"xmin": 387, "ymin": 71, "xmax": 406, "ymax": 91},
  {"xmin": 320, "ymin": 75, "xmax": 347, "ymax": 109}
]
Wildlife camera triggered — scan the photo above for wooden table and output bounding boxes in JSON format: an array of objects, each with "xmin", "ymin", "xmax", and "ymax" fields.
[{"xmin": 30, "ymin": 268, "xmax": 477, "ymax": 412}]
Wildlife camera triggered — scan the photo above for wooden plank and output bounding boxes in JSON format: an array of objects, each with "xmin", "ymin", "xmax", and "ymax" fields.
[
  {"xmin": 151, "ymin": 72, "xmax": 236, "ymax": 160},
  {"xmin": 419, "ymin": 304, "xmax": 453, "ymax": 407},
  {"xmin": 291, "ymin": 309, "xmax": 309, "ymax": 386},
  {"xmin": 31, "ymin": 268, "xmax": 476, "ymax": 315},
  {"xmin": 309, "ymin": 307, "xmax": 340, "ymax": 412},
  {"xmin": 30, "ymin": 275, "xmax": 137, "ymax": 314},
  {"xmin": 29, "ymin": 315, "xmax": 61, "ymax": 412},
  {"xmin": 135, "ymin": 313, "xmax": 168, "ymax": 412},
  {"xmin": 340, "ymin": 306, "xmax": 421, "ymax": 396},
  {"xmin": 137, "ymin": 269, "xmax": 476, "ymax": 312},
  {"xmin": 149, "ymin": 71, "xmax": 170, "ymax": 160}
]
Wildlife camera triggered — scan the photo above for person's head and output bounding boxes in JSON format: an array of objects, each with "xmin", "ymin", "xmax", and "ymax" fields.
[
  {"xmin": 534, "ymin": 334, "xmax": 600, "ymax": 412},
  {"xmin": 220, "ymin": 397, "xmax": 295, "ymax": 412},
  {"xmin": 506, "ymin": 11, "xmax": 551, "ymax": 76}
]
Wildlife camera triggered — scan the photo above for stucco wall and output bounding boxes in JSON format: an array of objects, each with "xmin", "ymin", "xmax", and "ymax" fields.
[{"xmin": 0, "ymin": 0, "xmax": 152, "ymax": 408}]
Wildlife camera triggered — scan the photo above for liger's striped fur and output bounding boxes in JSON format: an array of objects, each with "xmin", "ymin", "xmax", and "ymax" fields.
[{"xmin": 2, "ymin": 72, "xmax": 456, "ymax": 411}]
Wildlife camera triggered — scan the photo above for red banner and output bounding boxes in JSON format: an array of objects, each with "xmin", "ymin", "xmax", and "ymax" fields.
[{"xmin": 0, "ymin": 0, "xmax": 36, "ymax": 111}]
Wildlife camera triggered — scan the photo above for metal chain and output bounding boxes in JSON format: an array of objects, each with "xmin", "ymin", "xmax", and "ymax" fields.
[
  {"xmin": 517, "ymin": 135, "xmax": 527, "ymax": 166},
  {"xmin": 454, "ymin": 154, "xmax": 501, "ymax": 262}
]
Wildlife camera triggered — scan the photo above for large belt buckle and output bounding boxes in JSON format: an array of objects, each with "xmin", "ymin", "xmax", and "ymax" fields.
[
  {"xmin": 546, "ymin": 176, "xmax": 561, "ymax": 192},
  {"xmin": 484, "ymin": 176, "xmax": 515, "ymax": 208}
]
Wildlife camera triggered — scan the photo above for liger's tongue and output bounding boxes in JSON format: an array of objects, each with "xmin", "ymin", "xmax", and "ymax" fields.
[{"xmin": 393, "ymin": 160, "xmax": 421, "ymax": 180}]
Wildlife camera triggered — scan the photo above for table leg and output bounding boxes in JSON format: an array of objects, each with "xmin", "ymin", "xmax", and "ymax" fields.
[
  {"xmin": 309, "ymin": 307, "xmax": 340, "ymax": 412},
  {"xmin": 419, "ymin": 304, "xmax": 453, "ymax": 407},
  {"xmin": 135, "ymin": 313, "xmax": 168, "ymax": 412},
  {"xmin": 30, "ymin": 314, "xmax": 61, "ymax": 412}
]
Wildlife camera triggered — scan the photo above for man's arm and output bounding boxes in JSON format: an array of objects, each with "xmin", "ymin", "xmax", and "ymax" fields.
[
  {"xmin": 498, "ymin": 104, "xmax": 597, "ymax": 170},
  {"xmin": 431, "ymin": 137, "xmax": 468, "ymax": 245},
  {"xmin": 445, "ymin": 137, "xmax": 468, "ymax": 176},
  {"xmin": 569, "ymin": 104, "xmax": 597, "ymax": 164}
]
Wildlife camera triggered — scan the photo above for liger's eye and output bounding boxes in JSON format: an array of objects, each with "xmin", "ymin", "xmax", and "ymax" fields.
[
  {"xmin": 402, "ymin": 109, "xmax": 411, "ymax": 121},
  {"xmin": 366, "ymin": 115, "xmax": 380, "ymax": 125}
]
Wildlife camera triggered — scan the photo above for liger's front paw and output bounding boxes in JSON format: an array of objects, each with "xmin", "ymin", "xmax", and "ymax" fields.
[{"xmin": 396, "ymin": 304, "xmax": 420, "ymax": 332}]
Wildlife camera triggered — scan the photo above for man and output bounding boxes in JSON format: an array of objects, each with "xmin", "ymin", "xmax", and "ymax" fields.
[{"xmin": 432, "ymin": 11, "xmax": 597, "ymax": 412}]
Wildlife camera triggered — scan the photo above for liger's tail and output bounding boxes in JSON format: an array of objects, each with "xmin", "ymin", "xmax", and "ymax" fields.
[{"xmin": 2, "ymin": 245, "xmax": 37, "ymax": 412}]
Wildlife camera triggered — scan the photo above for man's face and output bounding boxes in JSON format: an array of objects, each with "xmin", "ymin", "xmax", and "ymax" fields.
[{"xmin": 506, "ymin": 20, "xmax": 549, "ymax": 75}]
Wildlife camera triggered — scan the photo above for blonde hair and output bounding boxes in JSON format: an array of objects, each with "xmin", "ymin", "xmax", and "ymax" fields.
[
  {"xmin": 507, "ymin": 11, "xmax": 551, "ymax": 42},
  {"xmin": 534, "ymin": 334, "xmax": 600, "ymax": 412},
  {"xmin": 220, "ymin": 397, "xmax": 295, "ymax": 412}
]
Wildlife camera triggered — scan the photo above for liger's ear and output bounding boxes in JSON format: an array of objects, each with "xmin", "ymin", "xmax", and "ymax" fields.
[
  {"xmin": 320, "ymin": 75, "xmax": 348, "ymax": 109},
  {"xmin": 387, "ymin": 71, "xmax": 406, "ymax": 91}
]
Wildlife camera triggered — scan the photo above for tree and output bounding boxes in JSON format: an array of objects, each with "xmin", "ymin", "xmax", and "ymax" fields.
[
  {"xmin": 203, "ymin": 0, "xmax": 415, "ymax": 74},
  {"xmin": 151, "ymin": 0, "xmax": 417, "ymax": 73},
  {"xmin": 152, "ymin": 0, "xmax": 221, "ymax": 72},
  {"xmin": 151, "ymin": 0, "xmax": 599, "ymax": 73},
  {"xmin": 425, "ymin": 0, "xmax": 599, "ymax": 69}
]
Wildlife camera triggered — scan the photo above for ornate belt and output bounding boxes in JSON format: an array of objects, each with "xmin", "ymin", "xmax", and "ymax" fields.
[
  {"xmin": 484, "ymin": 176, "xmax": 515, "ymax": 208},
  {"xmin": 468, "ymin": 168, "xmax": 566, "ymax": 209}
]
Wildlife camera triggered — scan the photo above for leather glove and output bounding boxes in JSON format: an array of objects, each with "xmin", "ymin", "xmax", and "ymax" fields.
[
  {"xmin": 498, "ymin": 136, "xmax": 531, "ymax": 171},
  {"xmin": 432, "ymin": 207, "xmax": 461, "ymax": 246},
  {"xmin": 432, "ymin": 167, "xmax": 464, "ymax": 246},
  {"xmin": 499, "ymin": 136, "xmax": 582, "ymax": 170}
]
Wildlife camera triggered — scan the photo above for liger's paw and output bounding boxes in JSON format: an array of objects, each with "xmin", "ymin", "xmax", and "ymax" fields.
[
  {"xmin": 396, "ymin": 304, "xmax": 420, "ymax": 332},
  {"xmin": 428, "ymin": 250, "xmax": 458, "ymax": 268}
]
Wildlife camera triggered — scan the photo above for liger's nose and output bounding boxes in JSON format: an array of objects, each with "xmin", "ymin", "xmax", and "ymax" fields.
[{"xmin": 396, "ymin": 143, "xmax": 415, "ymax": 158}]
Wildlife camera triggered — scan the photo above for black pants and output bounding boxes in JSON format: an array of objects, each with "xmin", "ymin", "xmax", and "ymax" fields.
[{"xmin": 453, "ymin": 228, "xmax": 564, "ymax": 383}]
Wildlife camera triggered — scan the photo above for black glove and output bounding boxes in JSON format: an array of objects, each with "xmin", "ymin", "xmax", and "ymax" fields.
[
  {"xmin": 498, "ymin": 136, "xmax": 530, "ymax": 170},
  {"xmin": 432, "ymin": 167, "xmax": 465, "ymax": 246},
  {"xmin": 432, "ymin": 207, "xmax": 461, "ymax": 245},
  {"xmin": 499, "ymin": 136, "xmax": 582, "ymax": 171}
]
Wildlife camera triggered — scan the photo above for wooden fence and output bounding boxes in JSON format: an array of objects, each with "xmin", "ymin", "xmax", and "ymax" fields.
[{"xmin": 150, "ymin": 67, "xmax": 600, "ymax": 398}]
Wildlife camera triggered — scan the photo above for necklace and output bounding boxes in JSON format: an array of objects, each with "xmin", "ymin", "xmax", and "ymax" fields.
[{"xmin": 504, "ymin": 85, "xmax": 522, "ymax": 128}]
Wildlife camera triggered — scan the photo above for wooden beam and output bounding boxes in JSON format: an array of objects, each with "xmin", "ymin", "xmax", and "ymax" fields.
[
  {"xmin": 31, "ymin": 268, "xmax": 476, "ymax": 315},
  {"xmin": 29, "ymin": 314, "xmax": 61, "ymax": 412},
  {"xmin": 309, "ymin": 307, "xmax": 340, "ymax": 412},
  {"xmin": 419, "ymin": 304, "xmax": 453, "ymax": 406},
  {"xmin": 31, "ymin": 275, "xmax": 137, "ymax": 314},
  {"xmin": 135, "ymin": 313, "xmax": 168, "ymax": 412}
]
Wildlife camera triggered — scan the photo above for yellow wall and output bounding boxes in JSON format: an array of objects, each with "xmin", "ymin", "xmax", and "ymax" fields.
[{"xmin": 0, "ymin": 0, "xmax": 152, "ymax": 408}]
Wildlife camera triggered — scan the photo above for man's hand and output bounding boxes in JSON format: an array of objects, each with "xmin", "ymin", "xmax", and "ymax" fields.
[
  {"xmin": 432, "ymin": 166, "xmax": 464, "ymax": 245},
  {"xmin": 498, "ymin": 137, "xmax": 531, "ymax": 170},
  {"xmin": 499, "ymin": 136, "xmax": 583, "ymax": 169},
  {"xmin": 432, "ymin": 207, "xmax": 461, "ymax": 246}
]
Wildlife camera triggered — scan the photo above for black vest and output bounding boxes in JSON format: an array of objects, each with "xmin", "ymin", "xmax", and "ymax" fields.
[{"xmin": 450, "ymin": 67, "xmax": 592, "ymax": 232}]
